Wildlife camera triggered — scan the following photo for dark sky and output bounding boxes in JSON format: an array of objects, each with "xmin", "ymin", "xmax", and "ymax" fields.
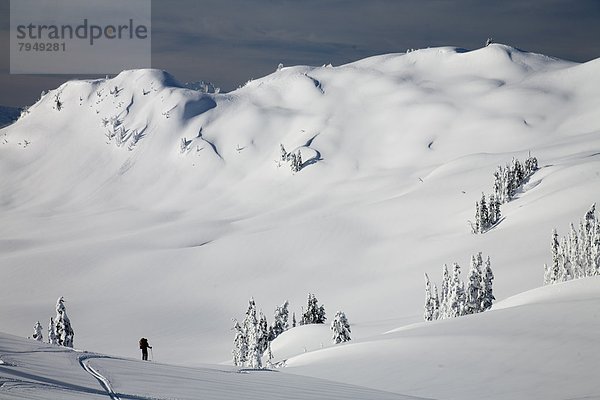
[{"xmin": 1, "ymin": 0, "xmax": 599, "ymax": 107}]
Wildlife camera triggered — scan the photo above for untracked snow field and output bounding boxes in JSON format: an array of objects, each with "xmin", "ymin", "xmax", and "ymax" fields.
[{"xmin": 1, "ymin": 44, "xmax": 600, "ymax": 399}]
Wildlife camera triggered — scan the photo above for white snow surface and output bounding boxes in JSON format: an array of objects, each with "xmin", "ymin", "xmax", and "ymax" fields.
[
  {"xmin": 1, "ymin": 44, "xmax": 600, "ymax": 398},
  {"xmin": 282, "ymin": 277, "xmax": 600, "ymax": 400},
  {"xmin": 0, "ymin": 332, "xmax": 415, "ymax": 399}
]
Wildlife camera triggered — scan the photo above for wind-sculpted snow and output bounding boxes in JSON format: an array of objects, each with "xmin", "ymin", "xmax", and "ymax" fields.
[{"xmin": 0, "ymin": 44, "xmax": 599, "ymax": 377}]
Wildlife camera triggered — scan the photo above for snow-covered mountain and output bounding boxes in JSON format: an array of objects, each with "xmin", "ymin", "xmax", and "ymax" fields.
[{"xmin": 1, "ymin": 44, "xmax": 600, "ymax": 398}]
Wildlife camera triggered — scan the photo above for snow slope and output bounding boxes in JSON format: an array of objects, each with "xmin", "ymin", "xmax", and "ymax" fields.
[
  {"xmin": 1, "ymin": 277, "xmax": 598, "ymax": 399},
  {"xmin": 0, "ymin": 43, "xmax": 599, "ymax": 374},
  {"xmin": 282, "ymin": 277, "xmax": 600, "ymax": 400},
  {"xmin": 0, "ymin": 332, "xmax": 416, "ymax": 399}
]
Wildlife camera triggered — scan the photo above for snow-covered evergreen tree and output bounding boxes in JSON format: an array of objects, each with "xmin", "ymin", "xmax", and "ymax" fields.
[
  {"xmin": 48, "ymin": 317, "xmax": 58, "ymax": 345},
  {"xmin": 280, "ymin": 144, "xmax": 288, "ymax": 162},
  {"xmin": 295, "ymin": 150, "xmax": 302, "ymax": 171},
  {"xmin": 546, "ymin": 229, "xmax": 561, "ymax": 285},
  {"xmin": 301, "ymin": 293, "xmax": 326, "ymax": 324},
  {"xmin": 558, "ymin": 236, "xmax": 572, "ymax": 282},
  {"xmin": 258, "ymin": 312, "xmax": 269, "ymax": 355},
  {"xmin": 424, "ymin": 273, "xmax": 435, "ymax": 321},
  {"xmin": 431, "ymin": 283, "xmax": 440, "ymax": 320},
  {"xmin": 440, "ymin": 264, "xmax": 450, "ymax": 318},
  {"xmin": 465, "ymin": 255, "xmax": 482, "ymax": 315},
  {"xmin": 270, "ymin": 300, "xmax": 289, "ymax": 340},
  {"xmin": 481, "ymin": 257, "xmax": 495, "ymax": 311},
  {"xmin": 447, "ymin": 263, "xmax": 465, "ymax": 318},
  {"xmin": 569, "ymin": 223, "xmax": 582, "ymax": 279},
  {"xmin": 488, "ymin": 194, "xmax": 501, "ymax": 226},
  {"xmin": 243, "ymin": 298, "xmax": 262, "ymax": 369},
  {"xmin": 331, "ymin": 311, "xmax": 351, "ymax": 344},
  {"xmin": 231, "ymin": 319, "xmax": 247, "ymax": 367},
  {"xmin": 32, "ymin": 321, "xmax": 43, "ymax": 342},
  {"xmin": 292, "ymin": 312, "xmax": 297, "ymax": 328},
  {"xmin": 477, "ymin": 193, "xmax": 489, "ymax": 233},
  {"xmin": 54, "ymin": 296, "xmax": 74, "ymax": 348}
]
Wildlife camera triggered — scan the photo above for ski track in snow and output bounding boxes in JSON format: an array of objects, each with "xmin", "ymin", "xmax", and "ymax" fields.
[
  {"xmin": 78, "ymin": 355, "xmax": 161, "ymax": 400},
  {"xmin": 79, "ymin": 355, "xmax": 122, "ymax": 400}
]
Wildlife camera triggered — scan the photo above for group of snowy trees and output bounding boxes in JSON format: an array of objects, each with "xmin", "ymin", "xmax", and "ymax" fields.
[
  {"xmin": 473, "ymin": 193, "xmax": 502, "ymax": 234},
  {"xmin": 232, "ymin": 293, "xmax": 349, "ymax": 368},
  {"xmin": 493, "ymin": 154, "xmax": 538, "ymax": 204},
  {"xmin": 280, "ymin": 144, "xmax": 303, "ymax": 173},
  {"xmin": 544, "ymin": 204, "xmax": 600, "ymax": 285},
  {"xmin": 31, "ymin": 296, "xmax": 74, "ymax": 348},
  {"xmin": 424, "ymin": 253, "xmax": 494, "ymax": 321},
  {"xmin": 232, "ymin": 298, "xmax": 291, "ymax": 368},
  {"xmin": 300, "ymin": 293, "xmax": 326, "ymax": 324},
  {"xmin": 472, "ymin": 154, "xmax": 538, "ymax": 234}
]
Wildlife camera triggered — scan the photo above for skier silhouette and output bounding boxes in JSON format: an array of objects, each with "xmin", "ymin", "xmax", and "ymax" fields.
[{"xmin": 139, "ymin": 337, "xmax": 152, "ymax": 361}]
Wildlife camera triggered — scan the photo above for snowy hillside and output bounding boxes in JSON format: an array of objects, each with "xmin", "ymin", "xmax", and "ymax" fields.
[
  {"xmin": 1, "ymin": 42, "xmax": 599, "ymax": 383},
  {"xmin": 282, "ymin": 277, "xmax": 600, "ymax": 400},
  {"xmin": 0, "ymin": 332, "xmax": 415, "ymax": 399},
  {"xmin": 1, "ymin": 277, "xmax": 598, "ymax": 399}
]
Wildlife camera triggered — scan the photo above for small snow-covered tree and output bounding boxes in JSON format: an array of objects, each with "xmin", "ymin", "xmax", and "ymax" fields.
[
  {"xmin": 32, "ymin": 321, "xmax": 43, "ymax": 342},
  {"xmin": 488, "ymin": 194, "xmax": 501, "ymax": 226},
  {"xmin": 481, "ymin": 257, "xmax": 495, "ymax": 311},
  {"xmin": 54, "ymin": 93, "xmax": 63, "ymax": 111},
  {"xmin": 424, "ymin": 273, "xmax": 435, "ymax": 321},
  {"xmin": 439, "ymin": 264, "xmax": 450, "ymax": 318},
  {"xmin": 270, "ymin": 300, "xmax": 289, "ymax": 340},
  {"xmin": 232, "ymin": 319, "xmax": 247, "ymax": 367},
  {"xmin": 447, "ymin": 263, "xmax": 465, "ymax": 318},
  {"xmin": 48, "ymin": 317, "xmax": 58, "ymax": 345},
  {"xmin": 243, "ymin": 298, "xmax": 262, "ymax": 369},
  {"xmin": 569, "ymin": 223, "xmax": 582, "ymax": 279},
  {"xmin": 295, "ymin": 150, "xmax": 302, "ymax": 170},
  {"xmin": 54, "ymin": 297, "xmax": 74, "ymax": 348},
  {"xmin": 478, "ymin": 193, "xmax": 489, "ymax": 231},
  {"xmin": 465, "ymin": 255, "xmax": 483, "ymax": 315},
  {"xmin": 258, "ymin": 312, "xmax": 269, "ymax": 355},
  {"xmin": 431, "ymin": 284, "xmax": 440, "ymax": 320},
  {"xmin": 331, "ymin": 311, "xmax": 351, "ymax": 344},
  {"xmin": 585, "ymin": 203, "xmax": 596, "ymax": 231},
  {"xmin": 292, "ymin": 312, "xmax": 297, "ymax": 328},
  {"xmin": 558, "ymin": 237, "xmax": 572, "ymax": 282},
  {"xmin": 280, "ymin": 144, "xmax": 288, "ymax": 162},
  {"xmin": 546, "ymin": 229, "xmax": 561, "ymax": 285},
  {"xmin": 473, "ymin": 193, "xmax": 491, "ymax": 234}
]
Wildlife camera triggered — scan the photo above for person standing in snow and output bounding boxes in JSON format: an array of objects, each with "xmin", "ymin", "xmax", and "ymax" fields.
[{"xmin": 139, "ymin": 337, "xmax": 152, "ymax": 361}]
